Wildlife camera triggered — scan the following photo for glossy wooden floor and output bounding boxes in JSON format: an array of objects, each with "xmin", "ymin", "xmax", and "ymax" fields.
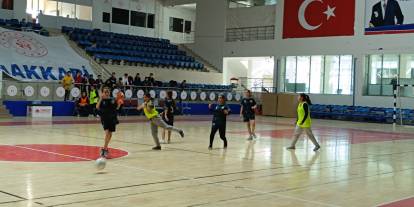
[{"xmin": 0, "ymin": 115, "xmax": 413, "ymax": 207}]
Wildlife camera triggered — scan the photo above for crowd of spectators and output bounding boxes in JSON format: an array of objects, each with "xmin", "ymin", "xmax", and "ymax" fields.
[{"xmin": 60, "ymin": 71, "xmax": 187, "ymax": 117}]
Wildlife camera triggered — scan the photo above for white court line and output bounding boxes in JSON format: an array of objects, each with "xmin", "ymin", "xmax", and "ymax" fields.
[{"xmin": 12, "ymin": 145, "xmax": 340, "ymax": 207}]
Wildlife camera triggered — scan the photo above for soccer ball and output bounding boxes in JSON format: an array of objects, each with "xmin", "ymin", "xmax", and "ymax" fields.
[{"xmin": 95, "ymin": 157, "xmax": 106, "ymax": 170}]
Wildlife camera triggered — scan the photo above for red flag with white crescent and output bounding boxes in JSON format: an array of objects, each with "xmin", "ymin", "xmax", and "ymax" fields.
[{"xmin": 283, "ymin": 0, "xmax": 355, "ymax": 38}]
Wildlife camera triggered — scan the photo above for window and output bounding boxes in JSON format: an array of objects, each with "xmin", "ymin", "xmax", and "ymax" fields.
[
  {"xmin": 147, "ymin": 14, "xmax": 155, "ymax": 28},
  {"xmin": 103, "ymin": 12, "xmax": 110, "ymax": 23},
  {"xmin": 296, "ymin": 56, "xmax": 310, "ymax": 93},
  {"xmin": 130, "ymin": 11, "xmax": 146, "ymax": 27},
  {"xmin": 185, "ymin": 20, "xmax": 192, "ymax": 33},
  {"xmin": 112, "ymin": 7, "xmax": 129, "ymax": 25},
  {"xmin": 281, "ymin": 55, "xmax": 353, "ymax": 95},
  {"xmin": 76, "ymin": 4, "xmax": 92, "ymax": 21},
  {"xmin": 310, "ymin": 56, "xmax": 324, "ymax": 94},
  {"xmin": 26, "ymin": 0, "xmax": 92, "ymax": 20},
  {"xmin": 169, "ymin": 17, "xmax": 184, "ymax": 33},
  {"xmin": 58, "ymin": 2, "xmax": 75, "ymax": 18},
  {"xmin": 365, "ymin": 54, "xmax": 414, "ymax": 96},
  {"xmin": 44, "ymin": 0, "xmax": 57, "ymax": 16},
  {"xmin": 324, "ymin": 56, "xmax": 340, "ymax": 94}
]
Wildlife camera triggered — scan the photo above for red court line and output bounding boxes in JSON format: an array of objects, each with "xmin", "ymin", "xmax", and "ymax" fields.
[
  {"xmin": 378, "ymin": 196, "xmax": 414, "ymax": 207},
  {"xmin": 0, "ymin": 144, "xmax": 128, "ymax": 162}
]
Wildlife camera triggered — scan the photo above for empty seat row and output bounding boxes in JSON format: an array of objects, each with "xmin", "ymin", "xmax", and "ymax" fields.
[
  {"xmin": 310, "ymin": 104, "xmax": 412, "ymax": 124},
  {"xmin": 62, "ymin": 26, "xmax": 169, "ymax": 43},
  {"xmin": 86, "ymin": 47, "xmax": 193, "ymax": 62},
  {"xmin": 94, "ymin": 54, "xmax": 204, "ymax": 70},
  {"xmin": 64, "ymin": 26, "xmax": 204, "ymax": 71},
  {"xmin": 92, "ymin": 43, "xmax": 183, "ymax": 55},
  {"xmin": 0, "ymin": 18, "xmax": 48, "ymax": 36}
]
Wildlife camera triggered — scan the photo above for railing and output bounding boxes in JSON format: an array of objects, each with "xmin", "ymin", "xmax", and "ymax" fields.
[
  {"xmin": 226, "ymin": 26, "xmax": 275, "ymax": 42},
  {"xmin": 239, "ymin": 77, "xmax": 275, "ymax": 93}
]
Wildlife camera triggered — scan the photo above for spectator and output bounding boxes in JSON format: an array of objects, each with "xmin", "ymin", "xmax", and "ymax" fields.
[
  {"xmin": 89, "ymin": 74, "xmax": 96, "ymax": 87},
  {"xmin": 89, "ymin": 85, "xmax": 99, "ymax": 117},
  {"xmin": 180, "ymin": 80, "xmax": 187, "ymax": 91},
  {"xmin": 128, "ymin": 75, "xmax": 134, "ymax": 86},
  {"xmin": 117, "ymin": 77, "xmax": 124, "ymax": 90},
  {"xmin": 96, "ymin": 74, "xmax": 104, "ymax": 89},
  {"xmin": 61, "ymin": 71, "xmax": 73, "ymax": 101},
  {"xmin": 134, "ymin": 73, "xmax": 141, "ymax": 86},
  {"xmin": 74, "ymin": 71, "xmax": 83, "ymax": 89},
  {"xmin": 77, "ymin": 92, "xmax": 89, "ymax": 117},
  {"xmin": 105, "ymin": 72, "xmax": 117, "ymax": 89},
  {"xmin": 122, "ymin": 73, "xmax": 129, "ymax": 86},
  {"xmin": 82, "ymin": 73, "xmax": 89, "ymax": 93},
  {"xmin": 116, "ymin": 91, "xmax": 125, "ymax": 116},
  {"xmin": 146, "ymin": 73, "xmax": 155, "ymax": 86},
  {"xmin": 169, "ymin": 80, "xmax": 178, "ymax": 88}
]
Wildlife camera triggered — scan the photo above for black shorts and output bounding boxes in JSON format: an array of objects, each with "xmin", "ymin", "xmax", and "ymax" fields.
[
  {"xmin": 243, "ymin": 113, "xmax": 255, "ymax": 122},
  {"xmin": 162, "ymin": 114, "xmax": 174, "ymax": 126},
  {"xmin": 101, "ymin": 118, "xmax": 119, "ymax": 132}
]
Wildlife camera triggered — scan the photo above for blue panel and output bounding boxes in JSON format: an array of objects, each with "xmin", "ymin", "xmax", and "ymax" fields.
[{"xmin": 3, "ymin": 101, "xmax": 75, "ymax": 116}]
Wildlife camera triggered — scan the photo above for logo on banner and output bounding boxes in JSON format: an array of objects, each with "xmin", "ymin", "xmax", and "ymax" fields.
[
  {"xmin": 0, "ymin": 31, "xmax": 48, "ymax": 57},
  {"xmin": 283, "ymin": 0, "xmax": 355, "ymax": 38}
]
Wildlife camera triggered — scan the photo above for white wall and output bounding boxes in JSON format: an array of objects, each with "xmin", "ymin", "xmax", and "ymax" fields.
[
  {"xmin": 227, "ymin": 5, "xmax": 275, "ymax": 28},
  {"xmin": 223, "ymin": 58, "xmax": 249, "ymax": 84},
  {"xmin": 220, "ymin": 0, "xmax": 414, "ymax": 108},
  {"xmin": 191, "ymin": 0, "xmax": 226, "ymax": 71},
  {"xmin": 0, "ymin": 8, "xmax": 13, "ymax": 19},
  {"xmin": 39, "ymin": 14, "xmax": 92, "ymax": 29},
  {"xmin": 162, "ymin": 6, "xmax": 195, "ymax": 43},
  {"xmin": 25, "ymin": 0, "xmax": 196, "ymax": 43},
  {"xmin": 103, "ymin": 64, "xmax": 223, "ymax": 84}
]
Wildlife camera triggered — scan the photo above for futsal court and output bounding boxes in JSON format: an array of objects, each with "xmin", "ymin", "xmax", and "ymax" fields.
[{"xmin": 0, "ymin": 115, "xmax": 412, "ymax": 207}]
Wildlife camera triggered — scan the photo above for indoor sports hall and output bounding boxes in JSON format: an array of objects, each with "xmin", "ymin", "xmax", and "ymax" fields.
[{"xmin": 0, "ymin": 0, "xmax": 413, "ymax": 206}]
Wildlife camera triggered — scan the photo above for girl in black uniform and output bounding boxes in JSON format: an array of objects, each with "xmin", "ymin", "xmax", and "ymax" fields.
[
  {"xmin": 208, "ymin": 95, "xmax": 230, "ymax": 150},
  {"xmin": 96, "ymin": 87, "xmax": 121, "ymax": 158},
  {"xmin": 162, "ymin": 91, "xmax": 176, "ymax": 143}
]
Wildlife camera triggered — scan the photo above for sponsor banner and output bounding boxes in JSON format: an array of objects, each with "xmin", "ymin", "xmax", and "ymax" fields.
[{"xmin": 0, "ymin": 28, "xmax": 95, "ymax": 81}]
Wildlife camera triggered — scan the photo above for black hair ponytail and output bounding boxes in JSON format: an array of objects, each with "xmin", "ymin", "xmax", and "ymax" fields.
[{"xmin": 299, "ymin": 93, "xmax": 312, "ymax": 105}]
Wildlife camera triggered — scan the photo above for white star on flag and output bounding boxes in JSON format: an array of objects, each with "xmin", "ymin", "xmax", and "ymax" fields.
[{"xmin": 323, "ymin": 5, "xmax": 336, "ymax": 20}]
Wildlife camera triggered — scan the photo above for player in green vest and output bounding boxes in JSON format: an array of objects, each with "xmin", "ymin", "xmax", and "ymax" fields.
[
  {"xmin": 286, "ymin": 93, "xmax": 320, "ymax": 152},
  {"xmin": 137, "ymin": 93, "xmax": 184, "ymax": 150}
]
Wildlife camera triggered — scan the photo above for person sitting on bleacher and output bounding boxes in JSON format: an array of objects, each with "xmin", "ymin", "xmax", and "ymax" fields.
[
  {"xmin": 116, "ymin": 91, "xmax": 125, "ymax": 116},
  {"xmin": 74, "ymin": 72, "xmax": 83, "ymax": 90},
  {"xmin": 105, "ymin": 72, "xmax": 117, "ymax": 90},
  {"xmin": 117, "ymin": 78, "xmax": 124, "ymax": 91},
  {"xmin": 96, "ymin": 75, "xmax": 104, "ymax": 89},
  {"xmin": 89, "ymin": 85, "xmax": 99, "ymax": 117},
  {"xmin": 134, "ymin": 73, "xmax": 141, "ymax": 87},
  {"xmin": 77, "ymin": 92, "xmax": 89, "ymax": 117}
]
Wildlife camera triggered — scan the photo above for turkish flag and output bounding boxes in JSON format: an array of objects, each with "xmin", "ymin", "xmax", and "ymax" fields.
[{"xmin": 283, "ymin": 0, "xmax": 355, "ymax": 38}]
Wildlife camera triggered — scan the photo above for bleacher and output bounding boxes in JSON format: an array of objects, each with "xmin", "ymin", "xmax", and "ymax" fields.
[
  {"xmin": 61, "ymin": 26, "xmax": 205, "ymax": 71},
  {"xmin": 310, "ymin": 104, "xmax": 413, "ymax": 124},
  {"xmin": 0, "ymin": 18, "xmax": 49, "ymax": 36}
]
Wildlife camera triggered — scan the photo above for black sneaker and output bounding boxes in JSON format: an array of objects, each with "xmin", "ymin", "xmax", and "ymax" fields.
[
  {"xmin": 152, "ymin": 146, "xmax": 161, "ymax": 150},
  {"xmin": 179, "ymin": 130, "xmax": 185, "ymax": 138},
  {"xmin": 286, "ymin": 146, "xmax": 296, "ymax": 150},
  {"xmin": 313, "ymin": 145, "xmax": 321, "ymax": 152},
  {"xmin": 100, "ymin": 148, "xmax": 109, "ymax": 158},
  {"xmin": 224, "ymin": 141, "xmax": 227, "ymax": 149}
]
